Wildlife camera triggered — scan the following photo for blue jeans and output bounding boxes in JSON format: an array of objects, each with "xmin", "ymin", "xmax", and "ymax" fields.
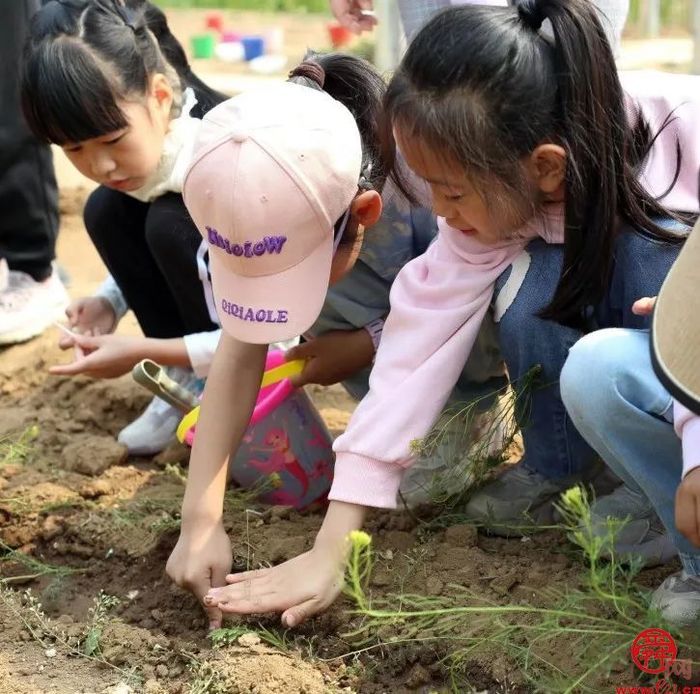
[
  {"xmin": 493, "ymin": 225, "xmax": 682, "ymax": 479},
  {"xmin": 560, "ymin": 328, "xmax": 700, "ymax": 576}
]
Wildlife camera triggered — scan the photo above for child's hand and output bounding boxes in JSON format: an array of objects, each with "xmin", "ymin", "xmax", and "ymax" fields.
[
  {"xmin": 329, "ymin": 0, "xmax": 377, "ymax": 34},
  {"xmin": 676, "ymin": 467, "xmax": 700, "ymax": 547},
  {"xmin": 632, "ymin": 296, "xmax": 657, "ymax": 316},
  {"xmin": 60, "ymin": 297, "xmax": 117, "ymax": 348},
  {"xmin": 166, "ymin": 520, "xmax": 233, "ymax": 630},
  {"xmin": 286, "ymin": 329, "xmax": 375, "ymax": 387},
  {"xmin": 203, "ymin": 544, "xmax": 345, "ymax": 628},
  {"xmin": 49, "ymin": 334, "xmax": 145, "ymax": 378}
]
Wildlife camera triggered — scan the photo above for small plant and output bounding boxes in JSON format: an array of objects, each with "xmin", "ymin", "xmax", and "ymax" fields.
[
  {"xmin": 342, "ymin": 486, "xmax": 700, "ymax": 692},
  {"xmin": 184, "ymin": 654, "xmax": 227, "ymax": 694},
  {"xmin": 0, "ymin": 425, "xmax": 39, "ymax": 467},
  {"xmin": 210, "ymin": 623, "xmax": 291, "ymax": 651},
  {"xmin": 0, "ymin": 541, "xmax": 84, "ymax": 585},
  {"xmin": 408, "ymin": 366, "xmax": 540, "ymax": 508},
  {"xmin": 82, "ymin": 591, "xmax": 120, "ymax": 657}
]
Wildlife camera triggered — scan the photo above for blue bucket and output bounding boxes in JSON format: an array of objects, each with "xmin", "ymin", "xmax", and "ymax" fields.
[{"xmin": 241, "ymin": 35, "xmax": 265, "ymax": 61}]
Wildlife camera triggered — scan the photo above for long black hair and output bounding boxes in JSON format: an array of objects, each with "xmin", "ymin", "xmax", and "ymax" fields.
[
  {"xmin": 21, "ymin": 0, "xmax": 226, "ymax": 146},
  {"xmin": 384, "ymin": 0, "xmax": 686, "ymax": 328}
]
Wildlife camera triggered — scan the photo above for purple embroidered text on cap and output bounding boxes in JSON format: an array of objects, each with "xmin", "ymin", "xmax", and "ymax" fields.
[
  {"xmin": 206, "ymin": 226, "xmax": 287, "ymax": 258},
  {"xmin": 221, "ymin": 299, "xmax": 288, "ymax": 324}
]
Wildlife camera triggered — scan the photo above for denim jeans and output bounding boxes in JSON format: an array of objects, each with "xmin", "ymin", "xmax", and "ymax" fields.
[
  {"xmin": 493, "ymin": 224, "xmax": 682, "ymax": 480},
  {"xmin": 560, "ymin": 328, "xmax": 700, "ymax": 576}
]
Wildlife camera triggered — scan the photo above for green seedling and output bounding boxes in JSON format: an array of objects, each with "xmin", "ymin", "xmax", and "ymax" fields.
[{"xmin": 342, "ymin": 487, "xmax": 699, "ymax": 693}]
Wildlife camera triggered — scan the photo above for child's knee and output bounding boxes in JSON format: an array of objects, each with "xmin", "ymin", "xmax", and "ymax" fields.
[{"xmin": 561, "ymin": 329, "xmax": 646, "ymax": 422}]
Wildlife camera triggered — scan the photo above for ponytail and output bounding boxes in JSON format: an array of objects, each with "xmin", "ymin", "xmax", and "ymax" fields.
[
  {"xmin": 520, "ymin": 0, "xmax": 682, "ymax": 326},
  {"xmin": 287, "ymin": 51, "xmax": 387, "ymax": 194}
]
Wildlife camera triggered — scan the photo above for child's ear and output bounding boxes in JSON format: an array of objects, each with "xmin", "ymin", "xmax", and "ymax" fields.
[
  {"xmin": 150, "ymin": 73, "xmax": 174, "ymax": 123},
  {"xmin": 528, "ymin": 143, "xmax": 566, "ymax": 197},
  {"xmin": 350, "ymin": 190, "xmax": 382, "ymax": 228}
]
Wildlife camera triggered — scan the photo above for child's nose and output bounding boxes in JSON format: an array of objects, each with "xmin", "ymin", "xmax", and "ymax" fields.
[{"xmin": 91, "ymin": 152, "xmax": 117, "ymax": 178}]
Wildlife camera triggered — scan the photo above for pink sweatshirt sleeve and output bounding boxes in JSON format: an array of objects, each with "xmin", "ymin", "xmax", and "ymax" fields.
[
  {"xmin": 329, "ymin": 223, "xmax": 523, "ymax": 508},
  {"xmin": 674, "ymin": 401, "xmax": 700, "ymax": 479}
]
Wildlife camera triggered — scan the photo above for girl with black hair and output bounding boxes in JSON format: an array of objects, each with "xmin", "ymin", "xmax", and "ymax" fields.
[
  {"xmin": 201, "ymin": 1, "xmax": 700, "ymax": 629},
  {"xmin": 21, "ymin": 0, "xmax": 228, "ymax": 454}
]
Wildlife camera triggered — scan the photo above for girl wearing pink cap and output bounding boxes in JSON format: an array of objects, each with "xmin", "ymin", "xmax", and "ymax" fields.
[{"xmin": 201, "ymin": 1, "xmax": 700, "ymax": 628}]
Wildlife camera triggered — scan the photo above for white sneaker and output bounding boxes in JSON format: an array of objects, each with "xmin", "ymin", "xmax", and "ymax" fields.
[
  {"xmin": 0, "ymin": 259, "xmax": 70, "ymax": 345},
  {"xmin": 651, "ymin": 571, "xmax": 700, "ymax": 627},
  {"xmin": 118, "ymin": 367, "xmax": 202, "ymax": 455}
]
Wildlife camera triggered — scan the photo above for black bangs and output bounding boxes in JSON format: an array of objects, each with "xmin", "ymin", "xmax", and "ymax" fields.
[{"xmin": 21, "ymin": 37, "xmax": 129, "ymax": 145}]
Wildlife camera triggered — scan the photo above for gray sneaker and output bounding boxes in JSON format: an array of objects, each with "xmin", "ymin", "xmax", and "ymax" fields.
[
  {"xmin": 461, "ymin": 464, "xmax": 581, "ymax": 536},
  {"xmin": 590, "ymin": 485, "xmax": 677, "ymax": 567},
  {"xmin": 651, "ymin": 571, "xmax": 700, "ymax": 627}
]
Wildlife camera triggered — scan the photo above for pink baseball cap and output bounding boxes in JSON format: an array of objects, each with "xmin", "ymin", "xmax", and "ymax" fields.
[{"xmin": 183, "ymin": 81, "xmax": 363, "ymax": 344}]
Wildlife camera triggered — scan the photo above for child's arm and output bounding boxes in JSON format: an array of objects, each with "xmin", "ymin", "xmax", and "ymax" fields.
[{"xmin": 166, "ymin": 333, "xmax": 267, "ymax": 628}]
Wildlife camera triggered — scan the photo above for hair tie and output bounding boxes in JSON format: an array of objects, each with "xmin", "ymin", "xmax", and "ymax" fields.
[
  {"xmin": 288, "ymin": 61, "xmax": 326, "ymax": 90},
  {"xmin": 516, "ymin": 0, "xmax": 547, "ymax": 32}
]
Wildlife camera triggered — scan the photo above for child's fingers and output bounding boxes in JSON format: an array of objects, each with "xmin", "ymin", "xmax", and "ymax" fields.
[
  {"xmin": 285, "ymin": 341, "xmax": 314, "ymax": 362},
  {"xmin": 207, "ymin": 580, "xmax": 280, "ymax": 615},
  {"xmin": 282, "ymin": 597, "xmax": 319, "ymax": 628},
  {"xmin": 65, "ymin": 305, "xmax": 80, "ymax": 324},
  {"xmin": 224, "ymin": 568, "xmax": 268, "ymax": 584},
  {"xmin": 49, "ymin": 357, "xmax": 91, "ymax": 376},
  {"xmin": 631, "ymin": 296, "xmax": 656, "ymax": 316}
]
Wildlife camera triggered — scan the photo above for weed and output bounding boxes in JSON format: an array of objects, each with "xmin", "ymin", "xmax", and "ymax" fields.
[
  {"xmin": 342, "ymin": 487, "xmax": 700, "ymax": 693},
  {"xmin": 210, "ymin": 623, "xmax": 293, "ymax": 651},
  {"xmin": 184, "ymin": 654, "xmax": 227, "ymax": 694},
  {"xmin": 0, "ymin": 425, "xmax": 39, "ymax": 468},
  {"xmin": 408, "ymin": 367, "xmax": 540, "ymax": 509},
  {"xmin": 82, "ymin": 591, "xmax": 120, "ymax": 657},
  {"xmin": 0, "ymin": 541, "xmax": 84, "ymax": 585}
]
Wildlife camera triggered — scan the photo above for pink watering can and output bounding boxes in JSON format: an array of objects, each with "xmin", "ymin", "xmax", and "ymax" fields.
[{"xmin": 176, "ymin": 351, "xmax": 334, "ymax": 509}]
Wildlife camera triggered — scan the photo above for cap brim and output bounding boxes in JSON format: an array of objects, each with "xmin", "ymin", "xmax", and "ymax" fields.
[{"xmin": 209, "ymin": 237, "xmax": 332, "ymax": 344}]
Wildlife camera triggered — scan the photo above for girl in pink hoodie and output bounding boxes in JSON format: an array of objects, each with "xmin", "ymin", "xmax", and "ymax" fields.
[{"xmin": 203, "ymin": 0, "xmax": 700, "ymax": 627}]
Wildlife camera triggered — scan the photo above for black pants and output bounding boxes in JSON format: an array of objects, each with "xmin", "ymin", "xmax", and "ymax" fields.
[
  {"xmin": 84, "ymin": 186, "xmax": 218, "ymax": 339},
  {"xmin": 0, "ymin": 0, "xmax": 59, "ymax": 282}
]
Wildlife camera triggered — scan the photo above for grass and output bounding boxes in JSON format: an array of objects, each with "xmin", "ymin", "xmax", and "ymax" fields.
[
  {"xmin": 0, "ymin": 425, "xmax": 39, "ymax": 468},
  {"xmin": 407, "ymin": 366, "xmax": 539, "ymax": 510},
  {"xmin": 210, "ymin": 623, "xmax": 293, "ymax": 651},
  {"xmin": 0, "ymin": 540, "xmax": 84, "ymax": 586},
  {"xmin": 342, "ymin": 487, "xmax": 700, "ymax": 693}
]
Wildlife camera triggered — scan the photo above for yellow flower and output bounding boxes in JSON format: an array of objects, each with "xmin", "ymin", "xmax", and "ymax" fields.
[
  {"xmin": 349, "ymin": 530, "xmax": 372, "ymax": 548},
  {"xmin": 561, "ymin": 485, "xmax": 584, "ymax": 507}
]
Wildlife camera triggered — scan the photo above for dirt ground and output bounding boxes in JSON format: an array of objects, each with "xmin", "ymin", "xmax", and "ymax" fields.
[{"xmin": 3, "ymin": 9, "xmax": 700, "ymax": 694}]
